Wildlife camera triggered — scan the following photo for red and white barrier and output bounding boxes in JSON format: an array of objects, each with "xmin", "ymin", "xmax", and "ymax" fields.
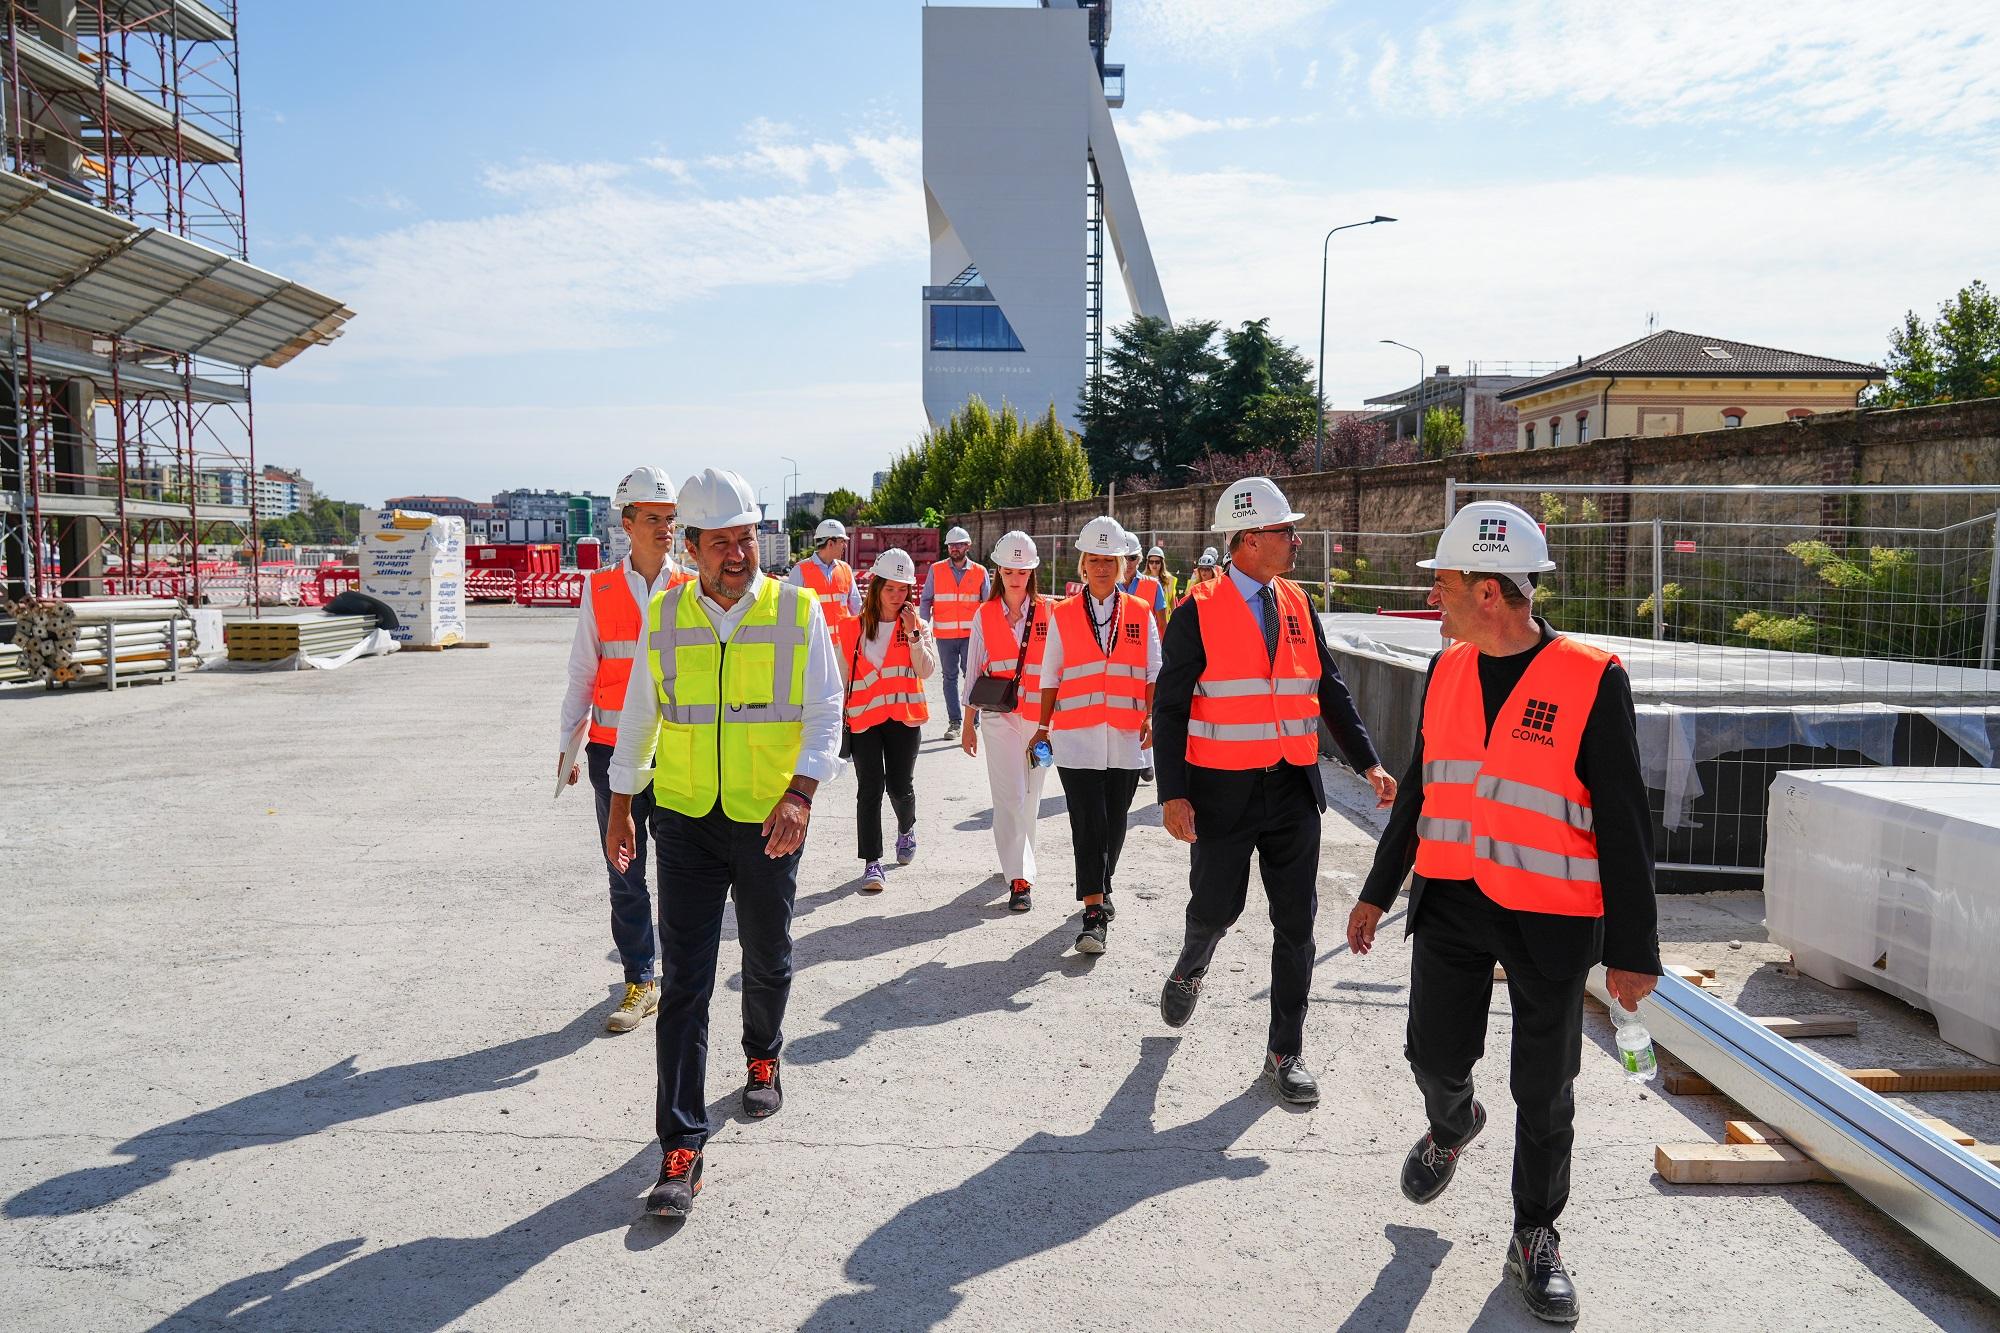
[
  {"xmin": 516, "ymin": 572, "xmax": 585, "ymax": 607},
  {"xmin": 466, "ymin": 568, "xmax": 519, "ymax": 603}
]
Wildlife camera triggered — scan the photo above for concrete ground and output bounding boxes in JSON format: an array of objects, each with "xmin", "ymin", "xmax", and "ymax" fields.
[{"xmin": 2, "ymin": 604, "xmax": 1996, "ymax": 1332}]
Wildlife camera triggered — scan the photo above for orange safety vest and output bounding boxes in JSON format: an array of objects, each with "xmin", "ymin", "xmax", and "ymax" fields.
[
  {"xmin": 1412, "ymin": 635, "xmax": 1615, "ymax": 917},
  {"xmin": 1184, "ymin": 576, "xmax": 1322, "ymax": 769},
  {"xmin": 799, "ymin": 557, "xmax": 860, "ymax": 660},
  {"xmin": 845, "ymin": 624, "xmax": 930, "ymax": 732},
  {"xmin": 975, "ymin": 593, "xmax": 1052, "ymax": 721},
  {"xmin": 1121, "ymin": 573, "xmax": 1162, "ymax": 615},
  {"xmin": 587, "ymin": 562, "xmax": 692, "ymax": 745},
  {"xmin": 927, "ymin": 560, "xmax": 984, "ymax": 639},
  {"xmin": 1050, "ymin": 591, "xmax": 1150, "ymax": 732}
]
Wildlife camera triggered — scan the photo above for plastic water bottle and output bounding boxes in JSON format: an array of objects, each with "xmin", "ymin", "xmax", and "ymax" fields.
[
  {"xmin": 1611, "ymin": 1003, "xmax": 1658, "ymax": 1083},
  {"xmin": 1029, "ymin": 738, "xmax": 1054, "ymax": 768}
]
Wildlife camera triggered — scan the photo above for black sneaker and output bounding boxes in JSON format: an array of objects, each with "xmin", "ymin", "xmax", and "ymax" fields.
[
  {"xmin": 1008, "ymin": 879, "xmax": 1032, "ymax": 913},
  {"xmin": 743, "ymin": 1057, "xmax": 782, "ymax": 1118},
  {"xmin": 1160, "ymin": 969, "xmax": 1204, "ymax": 1028},
  {"xmin": 646, "ymin": 1148, "xmax": 703, "ymax": 1217},
  {"xmin": 1075, "ymin": 906, "xmax": 1109, "ymax": 954},
  {"xmin": 1140, "ymin": 766, "xmax": 1154, "ymax": 782},
  {"xmin": 1100, "ymin": 894, "xmax": 1116, "ymax": 923},
  {"xmin": 1506, "ymin": 1225, "xmax": 1580, "ymax": 1324},
  {"xmin": 1401, "ymin": 1099, "xmax": 1486, "ymax": 1204},
  {"xmin": 1265, "ymin": 1052, "xmax": 1320, "ymax": 1104}
]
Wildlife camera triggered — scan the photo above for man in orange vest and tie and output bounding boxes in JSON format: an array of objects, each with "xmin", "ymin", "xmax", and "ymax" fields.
[
  {"xmin": 921, "ymin": 525, "xmax": 989, "ymax": 740},
  {"xmin": 1347, "ymin": 500, "xmax": 1661, "ymax": 1325},
  {"xmin": 558, "ymin": 465, "xmax": 694, "ymax": 1033},
  {"xmin": 1154, "ymin": 476, "xmax": 1396, "ymax": 1103},
  {"xmin": 790, "ymin": 519, "xmax": 863, "ymax": 667}
]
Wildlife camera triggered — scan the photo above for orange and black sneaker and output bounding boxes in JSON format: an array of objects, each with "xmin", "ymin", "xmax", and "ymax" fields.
[
  {"xmin": 647, "ymin": 1147, "xmax": 703, "ymax": 1217},
  {"xmin": 1008, "ymin": 880, "xmax": 1032, "ymax": 913},
  {"xmin": 743, "ymin": 1057, "xmax": 783, "ymax": 1118}
]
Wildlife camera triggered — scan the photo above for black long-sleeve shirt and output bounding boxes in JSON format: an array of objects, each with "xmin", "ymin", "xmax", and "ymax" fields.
[{"xmin": 1360, "ymin": 623, "xmax": 1662, "ymax": 977}]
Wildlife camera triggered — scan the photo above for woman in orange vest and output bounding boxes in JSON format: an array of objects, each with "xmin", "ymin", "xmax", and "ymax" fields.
[
  {"xmin": 959, "ymin": 530, "xmax": 1053, "ymax": 913},
  {"xmin": 844, "ymin": 548, "xmax": 937, "ymax": 893},
  {"xmin": 558, "ymin": 465, "xmax": 694, "ymax": 1033},
  {"xmin": 1348, "ymin": 501, "xmax": 1661, "ymax": 1325},
  {"xmin": 921, "ymin": 526, "xmax": 989, "ymax": 741},
  {"xmin": 1028, "ymin": 517, "xmax": 1161, "ymax": 955}
]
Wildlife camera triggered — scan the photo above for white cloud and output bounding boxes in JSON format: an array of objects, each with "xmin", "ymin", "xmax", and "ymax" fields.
[
  {"xmin": 1115, "ymin": 109, "xmax": 1297, "ymax": 161},
  {"xmin": 1392, "ymin": 0, "xmax": 2000, "ymax": 141},
  {"xmin": 296, "ymin": 127, "xmax": 922, "ymax": 363},
  {"xmin": 1121, "ymin": 0, "xmax": 1341, "ymax": 61},
  {"xmin": 1302, "ymin": 59, "xmax": 1319, "ymax": 91}
]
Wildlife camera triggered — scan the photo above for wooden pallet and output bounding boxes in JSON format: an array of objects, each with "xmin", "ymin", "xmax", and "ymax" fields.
[{"xmin": 1659, "ymin": 1124, "xmax": 2000, "ymax": 1184}]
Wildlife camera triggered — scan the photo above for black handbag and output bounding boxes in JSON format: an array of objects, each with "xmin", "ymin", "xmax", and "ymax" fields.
[{"xmin": 966, "ymin": 599, "xmax": 1036, "ymax": 715}]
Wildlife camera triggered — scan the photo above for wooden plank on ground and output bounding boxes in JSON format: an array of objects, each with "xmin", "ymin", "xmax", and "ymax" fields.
[
  {"xmin": 1725, "ymin": 1120, "xmax": 1784, "ymax": 1145},
  {"xmin": 1917, "ymin": 1118, "xmax": 1978, "ymax": 1146},
  {"xmin": 1656, "ymin": 1143, "xmax": 1833, "ymax": 1185},
  {"xmin": 1666, "ymin": 964, "xmax": 1715, "ymax": 988},
  {"xmin": 1754, "ymin": 1014, "xmax": 1859, "ymax": 1040},
  {"xmin": 1842, "ymin": 1067, "xmax": 2000, "ymax": 1093},
  {"xmin": 1664, "ymin": 1069, "xmax": 1720, "ymax": 1095}
]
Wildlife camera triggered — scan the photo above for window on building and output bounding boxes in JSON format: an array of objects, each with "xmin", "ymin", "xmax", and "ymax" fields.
[
  {"xmin": 1524, "ymin": 422, "xmax": 1536, "ymax": 449},
  {"xmin": 1786, "ymin": 408, "xmax": 1814, "ymax": 420},
  {"xmin": 1576, "ymin": 411, "xmax": 1590, "ymax": 442},
  {"xmin": 1548, "ymin": 417, "xmax": 1562, "ymax": 447},
  {"xmin": 1722, "ymin": 408, "xmax": 1745, "ymax": 428},
  {"xmin": 929, "ymin": 304, "xmax": 1025, "ymax": 352}
]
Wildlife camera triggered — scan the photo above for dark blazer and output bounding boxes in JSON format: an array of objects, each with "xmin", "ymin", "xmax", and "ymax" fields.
[{"xmin": 1154, "ymin": 576, "xmax": 1380, "ymax": 831}]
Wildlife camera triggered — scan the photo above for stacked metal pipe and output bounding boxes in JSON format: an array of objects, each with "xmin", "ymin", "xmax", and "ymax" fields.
[{"xmin": 2, "ymin": 597, "xmax": 194, "ymax": 688}]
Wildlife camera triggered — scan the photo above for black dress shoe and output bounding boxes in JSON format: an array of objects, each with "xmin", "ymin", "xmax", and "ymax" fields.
[
  {"xmin": 1400, "ymin": 1100, "xmax": 1486, "ymax": 1204},
  {"xmin": 1506, "ymin": 1225, "xmax": 1580, "ymax": 1324},
  {"xmin": 1160, "ymin": 969, "xmax": 1204, "ymax": 1028},
  {"xmin": 646, "ymin": 1148, "xmax": 703, "ymax": 1217},
  {"xmin": 743, "ymin": 1057, "xmax": 782, "ymax": 1118},
  {"xmin": 1264, "ymin": 1052, "xmax": 1319, "ymax": 1104},
  {"xmin": 1008, "ymin": 879, "xmax": 1032, "ymax": 913}
]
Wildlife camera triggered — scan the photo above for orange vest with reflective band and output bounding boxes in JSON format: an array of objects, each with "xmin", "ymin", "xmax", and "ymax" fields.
[
  {"xmin": 1412, "ymin": 636, "xmax": 1615, "ymax": 917},
  {"xmin": 927, "ymin": 560, "xmax": 983, "ymax": 639},
  {"xmin": 845, "ymin": 624, "xmax": 930, "ymax": 732},
  {"xmin": 1050, "ymin": 592, "xmax": 1149, "ymax": 732},
  {"xmin": 1184, "ymin": 576, "xmax": 1322, "ymax": 770},
  {"xmin": 587, "ymin": 563, "xmax": 693, "ymax": 746},
  {"xmin": 799, "ymin": 558, "xmax": 860, "ymax": 660},
  {"xmin": 976, "ymin": 594, "xmax": 1052, "ymax": 720},
  {"xmin": 1121, "ymin": 573, "xmax": 1162, "ymax": 614}
]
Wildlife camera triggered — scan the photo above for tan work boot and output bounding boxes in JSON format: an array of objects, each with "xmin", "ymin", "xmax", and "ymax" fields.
[{"xmin": 606, "ymin": 981, "xmax": 659, "ymax": 1033}]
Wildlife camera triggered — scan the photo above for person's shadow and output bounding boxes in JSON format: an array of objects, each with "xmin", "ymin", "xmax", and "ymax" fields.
[
  {"xmin": 799, "ymin": 1036, "xmax": 1270, "ymax": 1331},
  {"xmin": 783, "ymin": 914, "xmax": 1089, "ymax": 1066},
  {"xmin": 1335, "ymin": 1223, "xmax": 1454, "ymax": 1332},
  {"xmin": 145, "ymin": 1145, "xmax": 670, "ymax": 1332},
  {"xmin": 6, "ymin": 1006, "xmax": 608, "ymax": 1219},
  {"xmin": 724, "ymin": 878, "xmax": 1004, "ymax": 995}
]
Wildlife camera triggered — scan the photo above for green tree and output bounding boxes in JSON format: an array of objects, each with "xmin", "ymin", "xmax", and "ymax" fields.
[
  {"xmin": 1866, "ymin": 279, "xmax": 1998, "ymax": 407},
  {"xmin": 869, "ymin": 445, "xmax": 926, "ymax": 525},
  {"xmin": 1421, "ymin": 406, "xmax": 1466, "ymax": 459},
  {"xmin": 1079, "ymin": 315, "xmax": 1224, "ymax": 484},
  {"xmin": 867, "ymin": 397, "xmax": 1093, "ymax": 523},
  {"xmin": 821, "ymin": 488, "xmax": 867, "ymax": 525}
]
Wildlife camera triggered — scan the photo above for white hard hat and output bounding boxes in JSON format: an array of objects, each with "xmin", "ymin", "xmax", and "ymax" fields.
[
  {"xmin": 675, "ymin": 467, "xmax": 759, "ymax": 530},
  {"xmin": 814, "ymin": 518, "xmax": 847, "ymax": 544},
  {"xmin": 613, "ymin": 465, "xmax": 675, "ymax": 509},
  {"xmin": 1197, "ymin": 547, "xmax": 1218, "ymax": 568},
  {"xmin": 1119, "ymin": 529, "xmax": 1144, "ymax": 557},
  {"xmin": 1418, "ymin": 501, "xmax": 1555, "ymax": 591},
  {"xmin": 944, "ymin": 526, "xmax": 972, "ymax": 546},
  {"xmin": 871, "ymin": 548, "xmax": 917, "ymax": 585},
  {"xmin": 1146, "ymin": 545, "xmax": 1165, "ymax": 560},
  {"xmin": 1212, "ymin": 475, "xmax": 1305, "ymax": 534},
  {"xmin": 1076, "ymin": 515, "xmax": 1125, "ymax": 554},
  {"xmin": 991, "ymin": 530, "xmax": 1040, "ymax": 570}
]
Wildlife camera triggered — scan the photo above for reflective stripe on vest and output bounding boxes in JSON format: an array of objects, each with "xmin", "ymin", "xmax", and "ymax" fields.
[
  {"xmin": 1411, "ymin": 635, "xmax": 1615, "ymax": 917},
  {"xmin": 588, "ymin": 565, "xmax": 642, "ymax": 746},
  {"xmin": 928, "ymin": 561, "xmax": 983, "ymax": 637},
  {"xmin": 644, "ymin": 577, "xmax": 811, "ymax": 823},
  {"xmin": 975, "ymin": 594, "xmax": 1052, "ymax": 719},
  {"xmin": 1049, "ymin": 591, "xmax": 1149, "ymax": 732},
  {"xmin": 846, "ymin": 627, "xmax": 931, "ymax": 731},
  {"xmin": 1183, "ymin": 576, "xmax": 1322, "ymax": 770}
]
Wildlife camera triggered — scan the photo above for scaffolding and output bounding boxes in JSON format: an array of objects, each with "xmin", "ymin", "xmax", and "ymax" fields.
[{"xmin": 2, "ymin": 0, "xmax": 349, "ymax": 606}]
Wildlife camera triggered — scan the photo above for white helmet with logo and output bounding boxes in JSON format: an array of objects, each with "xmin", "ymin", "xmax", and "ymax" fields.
[
  {"xmin": 992, "ymin": 530, "xmax": 1040, "ymax": 570},
  {"xmin": 675, "ymin": 468, "xmax": 759, "ymax": 530},
  {"xmin": 613, "ymin": 465, "xmax": 675, "ymax": 509},
  {"xmin": 1075, "ymin": 515, "xmax": 1125, "ymax": 555},
  {"xmin": 1146, "ymin": 545, "xmax": 1165, "ymax": 560},
  {"xmin": 814, "ymin": 518, "xmax": 847, "ymax": 545},
  {"xmin": 1212, "ymin": 475, "xmax": 1305, "ymax": 534},
  {"xmin": 944, "ymin": 526, "xmax": 972, "ymax": 547},
  {"xmin": 871, "ymin": 548, "xmax": 917, "ymax": 585},
  {"xmin": 1418, "ymin": 501, "xmax": 1554, "ymax": 574},
  {"xmin": 1197, "ymin": 547, "xmax": 1219, "ymax": 568}
]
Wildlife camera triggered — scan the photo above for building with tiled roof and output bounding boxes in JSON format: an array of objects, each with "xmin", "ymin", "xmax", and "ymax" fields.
[{"xmin": 1495, "ymin": 331, "xmax": 1883, "ymax": 450}]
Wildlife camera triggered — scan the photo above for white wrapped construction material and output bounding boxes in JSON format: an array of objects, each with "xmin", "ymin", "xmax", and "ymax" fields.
[
  {"xmin": 357, "ymin": 511, "xmax": 467, "ymax": 646},
  {"xmin": 1765, "ymin": 768, "xmax": 2000, "ymax": 1061}
]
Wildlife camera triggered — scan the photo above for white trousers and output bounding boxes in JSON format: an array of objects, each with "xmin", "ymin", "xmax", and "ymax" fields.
[{"xmin": 978, "ymin": 709, "xmax": 1048, "ymax": 884}]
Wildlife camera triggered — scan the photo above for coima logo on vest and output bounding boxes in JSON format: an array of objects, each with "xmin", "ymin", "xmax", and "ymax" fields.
[
  {"xmin": 1512, "ymin": 697, "xmax": 1559, "ymax": 746},
  {"xmin": 1475, "ymin": 516, "xmax": 1511, "ymax": 554}
]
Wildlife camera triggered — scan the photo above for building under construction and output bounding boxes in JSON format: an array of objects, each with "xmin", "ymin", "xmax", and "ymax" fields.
[{"xmin": 1, "ymin": 0, "xmax": 351, "ymax": 603}]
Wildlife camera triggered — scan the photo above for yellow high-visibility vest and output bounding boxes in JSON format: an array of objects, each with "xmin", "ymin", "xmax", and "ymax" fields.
[{"xmin": 644, "ymin": 575, "xmax": 812, "ymax": 822}]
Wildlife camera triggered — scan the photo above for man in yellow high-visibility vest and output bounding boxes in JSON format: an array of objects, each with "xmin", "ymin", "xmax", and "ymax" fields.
[{"xmin": 605, "ymin": 467, "xmax": 844, "ymax": 1220}]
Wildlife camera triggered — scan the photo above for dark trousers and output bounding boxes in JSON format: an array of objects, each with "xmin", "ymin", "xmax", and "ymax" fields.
[
  {"xmin": 587, "ymin": 741, "xmax": 656, "ymax": 984},
  {"xmin": 849, "ymin": 720, "xmax": 919, "ymax": 861},
  {"xmin": 1171, "ymin": 765, "xmax": 1320, "ymax": 1057},
  {"xmin": 1056, "ymin": 765, "xmax": 1141, "ymax": 900},
  {"xmin": 650, "ymin": 801, "xmax": 802, "ymax": 1152},
  {"xmin": 1405, "ymin": 880, "xmax": 1588, "ymax": 1231}
]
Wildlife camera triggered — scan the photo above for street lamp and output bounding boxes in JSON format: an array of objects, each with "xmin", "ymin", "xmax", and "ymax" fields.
[
  {"xmin": 1380, "ymin": 339, "xmax": 1426, "ymax": 457},
  {"xmin": 1314, "ymin": 215, "xmax": 1396, "ymax": 472},
  {"xmin": 779, "ymin": 455, "xmax": 801, "ymax": 523}
]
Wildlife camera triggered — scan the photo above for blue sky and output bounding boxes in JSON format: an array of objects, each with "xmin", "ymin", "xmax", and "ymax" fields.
[{"xmin": 243, "ymin": 1, "xmax": 2000, "ymax": 505}]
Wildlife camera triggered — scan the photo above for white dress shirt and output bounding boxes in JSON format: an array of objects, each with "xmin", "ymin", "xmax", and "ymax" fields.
[
  {"xmin": 1226, "ymin": 563, "xmax": 1274, "ymax": 637},
  {"xmin": 558, "ymin": 555, "xmax": 685, "ymax": 751},
  {"xmin": 608, "ymin": 570, "xmax": 845, "ymax": 798},
  {"xmin": 1036, "ymin": 589, "xmax": 1161, "ymax": 771},
  {"xmin": 858, "ymin": 616, "xmax": 939, "ymax": 676},
  {"xmin": 961, "ymin": 593, "xmax": 1039, "ymax": 707}
]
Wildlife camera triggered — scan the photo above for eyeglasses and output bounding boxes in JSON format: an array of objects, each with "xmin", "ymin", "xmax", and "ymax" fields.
[{"xmin": 1248, "ymin": 524, "xmax": 1300, "ymax": 541}]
